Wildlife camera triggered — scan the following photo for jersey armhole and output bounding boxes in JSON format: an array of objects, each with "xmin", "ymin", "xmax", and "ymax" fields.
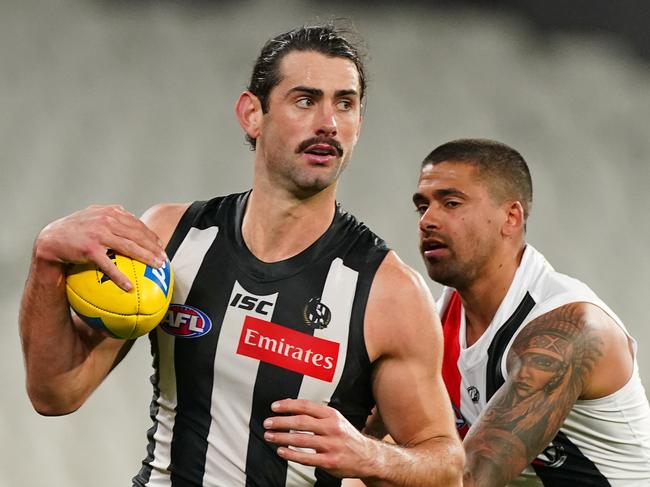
[{"xmin": 166, "ymin": 200, "xmax": 207, "ymax": 260}]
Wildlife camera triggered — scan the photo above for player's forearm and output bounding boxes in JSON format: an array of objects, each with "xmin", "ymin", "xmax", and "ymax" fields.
[
  {"xmin": 462, "ymin": 454, "xmax": 509, "ymax": 487},
  {"xmin": 19, "ymin": 252, "xmax": 98, "ymax": 414},
  {"xmin": 361, "ymin": 435, "xmax": 464, "ymax": 487},
  {"xmin": 462, "ymin": 427, "xmax": 530, "ymax": 487}
]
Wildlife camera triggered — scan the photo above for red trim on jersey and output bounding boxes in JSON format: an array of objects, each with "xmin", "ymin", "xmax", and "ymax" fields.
[{"xmin": 440, "ymin": 291, "xmax": 469, "ymax": 437}]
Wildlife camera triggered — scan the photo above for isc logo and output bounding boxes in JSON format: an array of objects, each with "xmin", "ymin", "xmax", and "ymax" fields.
[
  {"xmin": 161, "ymin": 304, "xmax": 212, "ymax": 338},
  {"xmin": 229, "ymin": 293, "xmax": 273, "ymax": 316}
]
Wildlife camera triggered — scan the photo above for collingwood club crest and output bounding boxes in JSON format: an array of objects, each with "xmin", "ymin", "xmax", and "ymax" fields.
[{"xmin": 303, "ymin": 297, "xmax": 331, "ymax": 329}]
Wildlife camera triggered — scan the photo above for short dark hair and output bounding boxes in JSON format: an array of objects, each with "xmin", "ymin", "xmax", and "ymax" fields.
[
  {"xmin": 422, "ymin": 139, "xmax": 533, "ymax": 221},
  {"xmin": 245, "ymin": 21, "xmax": 367, "ymax": 149}
]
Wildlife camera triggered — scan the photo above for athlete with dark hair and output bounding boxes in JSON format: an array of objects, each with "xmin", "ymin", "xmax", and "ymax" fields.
[
  {"xmin": 413, "ymin": 138, "xmax": 650, "ymax": 486},
  {"xmin": 245, "ymin": 22, "xmax": 366, "ymax": 150},
  {"xmin": 19, "ymin": 23, "xmax": 463, "ymax": 486}
]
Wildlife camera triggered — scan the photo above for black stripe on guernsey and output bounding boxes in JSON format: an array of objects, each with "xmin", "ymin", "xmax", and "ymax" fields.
[
  {"xmin": 134, "ymin": 331, "xmax": 162, "ymax": 486},
  {"xmin": 244, "ymin": 276, "xmax": 312, "ymax": 487},
  {"xmin": 532, "ymin": 430, "xmax": 611, "ymax": 486},
  {"xmin": 241, "ymin": 256, "xmax": 367, "ymax": 487},
  {"xmin": 485, "ymin": 292, "xmax": 536, "ymax": 401},
  {"xmin": 313, "ymin": 243, "xmax": 388, "ymax": 487},
  {"xmin": 133, "ymin": 201, "xmax": 211, "ymax": 487},
  {"xmin": 169, "ymin": 225, "xmax": 233, "ymax": 485}
]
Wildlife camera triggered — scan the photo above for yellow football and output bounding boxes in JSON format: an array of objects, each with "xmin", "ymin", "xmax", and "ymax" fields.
[{"xmin": 66, "ymin": 250, "xmax": 174, "ymax": 339}]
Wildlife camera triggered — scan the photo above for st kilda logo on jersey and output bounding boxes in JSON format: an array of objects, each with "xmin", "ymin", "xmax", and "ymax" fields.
[
  {"xmin": 467, "ymin": 386, "xmax": 480, "ymax": 403},
  {"xmin": 534, "ymin": 441, "xmax": 568, "ymax": 469},
  {"xmin": 303, "ymin": 297, "xmax": 332, "ymax": 329}
]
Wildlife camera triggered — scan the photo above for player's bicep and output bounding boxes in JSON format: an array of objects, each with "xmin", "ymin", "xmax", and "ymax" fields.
[
  {"xmin": 366, "ymin": 253, "xmax": 456, "ymax": 446},
  {"xmin": 373, "ymin": 348, "xmax": 453, "ymax": 446},
  {"xmin": 463, "ymin": 303, "xmax": 606, "ymax": 485}
]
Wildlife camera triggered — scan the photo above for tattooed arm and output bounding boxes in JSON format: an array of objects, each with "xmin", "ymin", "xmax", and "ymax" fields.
[{"xmin": 462, "ymin": 302, "xmax": 633, "ymax": 487}]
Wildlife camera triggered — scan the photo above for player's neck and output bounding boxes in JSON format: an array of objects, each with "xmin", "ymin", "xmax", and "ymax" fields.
[
  {"xmin": 242, "ymin": 183, "xmax": 337, "ymax": 263},
  {"xmin": 459, "ymin": 243, "xmax": 525, "ymax": 346}
]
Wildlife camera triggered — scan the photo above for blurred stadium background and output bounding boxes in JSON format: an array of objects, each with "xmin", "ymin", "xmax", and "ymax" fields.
[{"xmin": 1, "ymin": 1, "xmax": 648, "ymax": 485}]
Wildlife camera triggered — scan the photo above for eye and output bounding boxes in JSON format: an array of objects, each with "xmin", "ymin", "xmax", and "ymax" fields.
[
  {"xmin": 337, "ymin": 99, "xmax": 353, "ymax": 111},
  {"xmin": 414, "ymin": 204, "xmax": 428, "ymax": 216},
  {"xmin": 296, "ymin": 97, "xmax": 313, "ymax": 108},
  {"xmin": 444, "ymin": 200, "xmax": 461, "ymax": 209}
]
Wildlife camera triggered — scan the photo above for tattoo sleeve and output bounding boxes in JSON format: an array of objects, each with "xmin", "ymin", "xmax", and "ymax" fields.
[{"xmin": 463, "ymin": 303, "xmax": 605, "ymax": 487}]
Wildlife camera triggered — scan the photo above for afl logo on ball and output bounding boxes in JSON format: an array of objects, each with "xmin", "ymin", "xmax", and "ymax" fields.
[
  {"xmin": 303, "ymin": 297, "xmax": 331, "ymax": 329},
  {"xmin": 161, "ymin": 304, "xmax": 212, "ymax": 338}
]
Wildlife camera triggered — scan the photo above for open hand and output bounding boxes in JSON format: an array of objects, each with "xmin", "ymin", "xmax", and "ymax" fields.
[{"xmin": 264, "ymin": 398, "xmax": 376, "ymax": 479}]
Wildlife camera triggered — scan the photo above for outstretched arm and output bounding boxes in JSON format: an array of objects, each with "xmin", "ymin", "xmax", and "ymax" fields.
[
  {"xmin": 19, "ymin": 203, "xmax": 186, "ymax": 415},
  {"xmin": 463, "ymin": 302, "xmax": 633, "ymax": 487},
  {"xmin": 264, "ymin": 251, "xmax": 464, "ymax": 486}
]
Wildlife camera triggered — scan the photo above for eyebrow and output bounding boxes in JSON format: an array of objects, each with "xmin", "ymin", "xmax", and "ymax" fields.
[
  {"xmin": 287, "ymin": 86, "xmax": 359, "ymax": 98},
  {"xmin": 334, "ymin": 89, "xmax": 359, "ymax": 98},
  {"xmin": 433, "ymin": 188, "xmax": 467, "ymax": 198},
  {"xmin": 412, "ymin": 188, "xmax": 468, "ymax": 204}
]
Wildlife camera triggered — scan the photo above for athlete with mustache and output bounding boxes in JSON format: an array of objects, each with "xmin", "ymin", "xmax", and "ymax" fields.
[{"xmin": 19, "ymin": 23, "xmax": 463, "ymax": 486}]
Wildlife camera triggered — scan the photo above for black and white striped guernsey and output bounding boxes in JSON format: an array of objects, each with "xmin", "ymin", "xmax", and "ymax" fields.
[{"xmin": 133, "ymin": 192, "xmax": 389, "ymax": 487}]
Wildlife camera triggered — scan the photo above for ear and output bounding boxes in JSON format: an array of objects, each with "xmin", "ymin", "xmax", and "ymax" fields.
[
  {"xmin": 502, "ymin": 201, "xmax": 525, "ymax": 238},
  {"xmin": 235, "ymin": 91, "xmax": 263, "ymax": 142},
  {"xmin": 355, "ymin": 112, "xmax": 364, "ymax": 140}
]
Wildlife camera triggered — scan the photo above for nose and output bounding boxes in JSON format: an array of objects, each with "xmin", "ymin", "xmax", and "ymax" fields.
[
  {"xmin": 315, "ymin": 105, "xmax": 337, "ymax": 138},
  {"xmin": 419, "ymin": 205, "xmax": 440, "ymax": 234}
]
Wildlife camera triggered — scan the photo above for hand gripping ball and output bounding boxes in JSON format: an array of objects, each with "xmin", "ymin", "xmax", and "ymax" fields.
[{"xmin": 66, "ymin": 250, "xmax": 174, "ymax": 339}]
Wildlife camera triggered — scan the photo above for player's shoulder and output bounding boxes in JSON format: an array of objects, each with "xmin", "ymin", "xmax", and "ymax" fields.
[
  {"xmin": 374, "ymin": 251, "xmax": 432, "ymax": 299},
  {"xmin": 512, "ymin": 300, "xmax": 632, "ymax": 398},
  {"xmin": 141, "ymin": 202, "xmax": 192, "ymax": 247},
  {"xmin": 366, "ymin": 251, "xmax": 441, "ymax": 361},
  {"xmin": 526, "ymin": 300, "xmax": 625, "ymax": 345},
  {"xmin": 142, "ymin": 202, "xmax": 192, "ymax": 219}
]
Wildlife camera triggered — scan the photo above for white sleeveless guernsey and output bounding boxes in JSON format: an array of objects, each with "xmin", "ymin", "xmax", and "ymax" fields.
[{"xmin": 438, "ymin": 245, "xmax": 650, "ymax": 486}]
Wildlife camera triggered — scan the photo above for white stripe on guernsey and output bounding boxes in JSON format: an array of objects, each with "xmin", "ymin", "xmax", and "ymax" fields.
[
  {"xmin": 146, "ymin": 225, "xmax": 219, "ymax": 485},
  {"xmin": 285, "ymin": 258, "xmax": 359, "ymax": 487},
  {"xmin": 202, "ymin": 281, "xmax": 278, "ymax": 486}
]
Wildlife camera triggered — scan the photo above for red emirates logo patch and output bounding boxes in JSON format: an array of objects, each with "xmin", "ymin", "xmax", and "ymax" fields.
[{"xmin": 237, "ymin": 316, "xmax": 340, "ymax": 382}]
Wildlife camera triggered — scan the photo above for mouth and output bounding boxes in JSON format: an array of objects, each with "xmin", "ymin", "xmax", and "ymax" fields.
[
  {"xmin": 297, "ymin": 138, "xmax": 344, "ymax": 164},
  {"xmin": 305, "ymin": 144, "xmax": 338, "ymax": 157},
  {"xmin": 421, "ymin": 238, "xmax": 449, "ymax": 258}
]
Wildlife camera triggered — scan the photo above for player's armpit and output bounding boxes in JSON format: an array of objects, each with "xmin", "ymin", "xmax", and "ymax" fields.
[
  {"xmin": 462, "ymin": 302, "xmax": 612, "ymax": 487},
  {"xmin": 362, "ymin": 407, "xmax": 388, "ymax": 440}
]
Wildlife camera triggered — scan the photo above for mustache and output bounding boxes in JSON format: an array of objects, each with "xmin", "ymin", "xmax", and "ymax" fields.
[
  {"xmin": 420, "ymin": 231, "xmax": 447, "ymax": 243},
  {"xmin": 295, "ymin": 137, "xmax": 344, "ymax": 157}
]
